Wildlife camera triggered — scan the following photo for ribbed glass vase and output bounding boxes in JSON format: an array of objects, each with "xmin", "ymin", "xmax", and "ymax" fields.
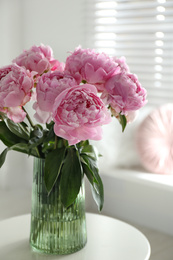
[{"xmin": 29, "ymin": 157, "xmax": 87, "ymax": 255}]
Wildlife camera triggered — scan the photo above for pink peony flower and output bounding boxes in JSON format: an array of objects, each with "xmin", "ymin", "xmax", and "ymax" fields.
[
  {"xmin": 0, "ymin": 64, "xmax": 34, "ymax": 122},
  {"xmin": 13, "ymin": 44, "xmax": 64, "ymax": 75},
  {"xmin": 101, "ymin": 73, "xmax": 147, "ymax": 116},
  {"xmin": 33, "ymin": 71, "xmax": 77, "ymax": 123},
  {"xmin": 1, "ymin": 106, "xmax": 27, "ymax": 123},
  {"xmin": 113, "ymin": 56, "xmax": 130, "ymax": 73},
  {"xmin": 111, "ymin": 108, "xmax": 138, "ymax": 123},
  {"xmin": 65, "ymin": 46, "xmax": 120, "ymax": 92},
  {"xmin": 36, "ymin": 71, "xmax": 77, "ymax": 112},
  {"xmin": 52, "ymin": 84, "xmax": 112, "ymax": 145},
  {"xmin": 33, "ymin": 103, "xmax": 52, "ymax": 124}
]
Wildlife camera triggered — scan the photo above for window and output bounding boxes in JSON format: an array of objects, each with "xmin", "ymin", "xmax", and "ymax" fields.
[{"xmin": 85, "ymin": 0, "xmax": 173, "ymax": 106}]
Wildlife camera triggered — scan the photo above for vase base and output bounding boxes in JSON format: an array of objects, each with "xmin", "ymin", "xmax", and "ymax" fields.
[{"xmin": 30, "ymin": 240, "xmax": 87, "ymax": 255}]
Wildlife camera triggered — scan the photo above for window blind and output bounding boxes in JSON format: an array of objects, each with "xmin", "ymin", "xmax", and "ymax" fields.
[{"xmin": 85, "ymin": 0, "xmax": 173, "ymax": 106}]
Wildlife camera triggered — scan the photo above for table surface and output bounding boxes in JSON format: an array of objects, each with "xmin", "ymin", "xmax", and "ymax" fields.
[{"xmin": 0, "ymin": 213, "xmax": 150, "ymax": 260}]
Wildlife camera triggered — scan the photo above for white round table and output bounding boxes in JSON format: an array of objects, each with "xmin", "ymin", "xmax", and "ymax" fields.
[{"xmin": 0, "ymin": 213, "xmax": 150, "ymax": 260}]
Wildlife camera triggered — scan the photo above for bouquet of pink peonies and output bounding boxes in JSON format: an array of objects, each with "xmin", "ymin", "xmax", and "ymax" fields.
[{"xmin": 0, "ymin": 44, "xmax": 147, "ymax": 210}]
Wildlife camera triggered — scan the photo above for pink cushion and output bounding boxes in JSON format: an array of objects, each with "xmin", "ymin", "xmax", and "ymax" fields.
[{"xmin": 136, "ymin": 104, "xmax": 173, "ymax": 174}]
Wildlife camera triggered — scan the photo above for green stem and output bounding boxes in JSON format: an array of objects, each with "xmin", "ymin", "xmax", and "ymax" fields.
[
  {"xmin": 35, "ymin": 147, "xmax": 41, "ymax": 158},
  {"xmin": 23, "ymin": 107, "xmax": 35, "ymax": 129},
  {"xmin": 22, "ymin": 107, "xmax": 41, "ymax": 158}
]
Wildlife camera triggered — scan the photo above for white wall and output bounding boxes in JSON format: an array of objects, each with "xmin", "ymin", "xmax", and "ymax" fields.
[
  {"xmin": 0, "ymin": 0, "xmax": 85, "ymax": 64},
  {"xmin": 22, "ymin": 0, "xmax": 86, "ymax": 62},
  {"xmin": 0, "ymin": 0, "xmax": 23, "ymax": 66}
]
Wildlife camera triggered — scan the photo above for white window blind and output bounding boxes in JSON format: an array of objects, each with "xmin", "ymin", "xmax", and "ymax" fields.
[{"xmin": 85, "ymin": 0, "xmax": 173, "ymax": 106}]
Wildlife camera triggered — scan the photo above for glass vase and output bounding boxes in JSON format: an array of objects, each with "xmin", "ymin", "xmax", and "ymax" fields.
[{"xmin": 29, "ymin": 157, "xmax": 87, "ymax": 255}]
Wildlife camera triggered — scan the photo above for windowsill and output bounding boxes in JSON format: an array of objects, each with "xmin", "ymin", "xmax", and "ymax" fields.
[
  {"xmin": 105, "ymin": 166, "xmax": 173, "ymax": 191},
  {"xmin": 86, "ymin": 166, "xmax": 173, "ymax": 236}
]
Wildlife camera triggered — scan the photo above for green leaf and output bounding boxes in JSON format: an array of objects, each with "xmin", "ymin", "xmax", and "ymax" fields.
[
  {"xmin": 11, "ymin": 143, "xmax": 38, "ymax": 157},
  {"xmin": 5, "ymin": 118, "xmax": 29, "ymax": 140},
  {"xmin": 60, "ymin": 147, "xmax": 82, "ymax": 208},
  {"xmin": 82, "ymin": 162, "xmax": 96, "ymax": 186},
  {"xmin": 81, "ymin": 144, "xmax": 97, "ymax": 160},
  {"xmin": 119, "ymin": 113, "xmax": 127, "ymax": 132},
  {"xmin": 42, "ymin": 128, "xmax": 55, "ymax": 143},
  {"xmin": 0, "ymin": 143, "xmax": 39, "ymax": 169},
  {"xmin": 0, "ymin": 148, "xmax": 9, "ymax": 168},
  {"xmin": 0, "ymin": 121, "xmax": 25, "ymax": 147},
  {"xmin": 82, "ymin": 154, "xmax": 104, "ymax": 211},
  {"xmin": 20, "ymin": 121, "xmax": 29, "ymax": 128},
  {"xmin": 46, "ymin": 121, "xmax": 54, "ymax": 130},
  {"xmin": 44, "ymin": 147, "xmax": 66, "ymax": 194},
  {"xmin": 29, "ymin": 135, "xmax": 44, "ymax": 149},
  {"xmin": 30, "ymin": 127, "xmax": 43, "ymax": 139},
  {"xmin": 0, "ymin": 111, "xmax": 7, "ymax": 120}
]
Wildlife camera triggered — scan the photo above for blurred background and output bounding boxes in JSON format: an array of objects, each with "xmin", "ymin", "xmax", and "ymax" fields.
[
  {"xmin": 1, "ymin": 0, "xmax": 173, "ymax": 184},
  {"xmin": 0, "ymin": 1, "xmax": 173, "ymax": 258}
]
